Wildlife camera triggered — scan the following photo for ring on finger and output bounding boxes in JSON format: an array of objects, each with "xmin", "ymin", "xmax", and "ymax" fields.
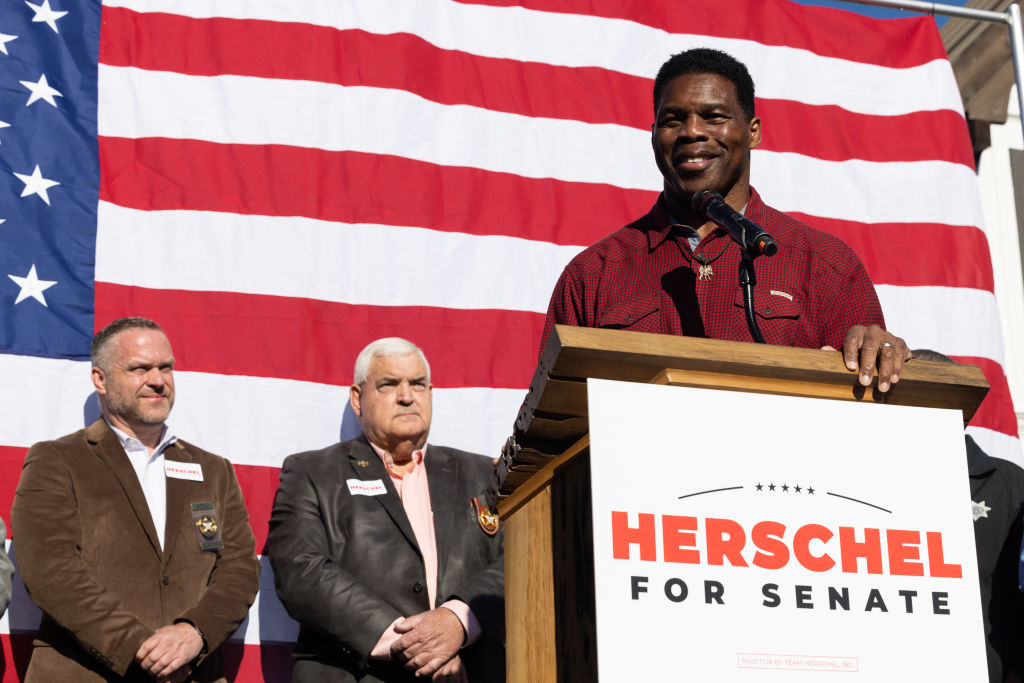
[{"xmin": 880, "ymin": 341, "xmax": 895, "ymax": 349}]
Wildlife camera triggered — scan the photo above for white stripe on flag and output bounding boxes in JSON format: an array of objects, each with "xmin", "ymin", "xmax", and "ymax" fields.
[
  {"xmin": 967, "ymin": 426, "xmax": 1024, "ymax": 468},
  {"xmin": 97, "ymin": 66, "xmax": 661, "ymax": 190},
  {"xmin": 0, "ymin": 356, "xmax": 98, "ymax": 448},
  {"xmin": 229, "ymin": 556, "xmax": 299, "ymax": 644},
  {"xmin": 0, "ymin": 355, "xmax": 522, "ymax": 467},
  {"xmin": 875, "ymin": 284, "xmax": 1006, "ymax": 362},
  {"xmin": 752, "ymin": 151, "xmax": 985, "ymax": 227},
  {"xmin": 97, "ymin": 67, "xmax": 978, "ymax": 225},
  {"xmin": 95, "ymin": 203, "xmax": 581, "ymax": 312},
  {"xmin": 171, "ymin": 371, "xmax": 522, "ymax": 465}
]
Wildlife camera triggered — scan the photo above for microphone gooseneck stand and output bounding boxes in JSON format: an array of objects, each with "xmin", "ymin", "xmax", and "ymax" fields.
[
  {"xmin": 690, "ymin": 190, "xmax": 778, "ymax": 345},
  {"xmin": 739, "ymin": 252, "xmax": 766, "ymax": 344}
]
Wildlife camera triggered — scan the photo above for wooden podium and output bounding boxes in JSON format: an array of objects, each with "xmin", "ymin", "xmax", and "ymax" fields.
[{"xmin": 493, "ymin": 325, "xmax": 989, "ymax": 682}]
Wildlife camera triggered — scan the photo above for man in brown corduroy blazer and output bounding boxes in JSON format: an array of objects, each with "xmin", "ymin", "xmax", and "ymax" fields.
[{"xmin": 12, "ymin": 317, "xmax": 260, "ymax": 683}]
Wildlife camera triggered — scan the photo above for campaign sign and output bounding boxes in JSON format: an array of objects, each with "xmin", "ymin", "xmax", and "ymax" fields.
[{"xmin": 587, "ymin": 378, "xmax": 986, "ymax": 680}]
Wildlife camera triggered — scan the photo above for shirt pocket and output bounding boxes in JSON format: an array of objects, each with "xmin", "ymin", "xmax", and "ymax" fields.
[
  {"xmin": 734, "ymin": 288, "xmax": 803, "ymax": 321},
  {"xmin": 595, "ymin": 293, "xmax": 660, "ymax": 331}
]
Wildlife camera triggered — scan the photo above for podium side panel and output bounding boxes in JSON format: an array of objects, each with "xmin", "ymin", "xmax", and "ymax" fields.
[
  {"xmin": 505, "ymin": 486, "xmax": 557, "ymax": 682},
  {"xmin": 551, "ymin": 449, "xmax": 597, "ymax": 682}
]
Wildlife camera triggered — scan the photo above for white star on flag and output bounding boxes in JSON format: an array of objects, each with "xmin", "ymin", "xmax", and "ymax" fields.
[
  {"xmin": 20, "ymin": 74, "xmax": 61, "ymax": 107},
  {"xmin": 0, "ymin": 33, "xmax": 16, "ymax": 55},
  {"xmin": 8, "ymin": 264, "xmax": 57, "ymax": 306},
  {"xmin": 13, "ymin": 165, "xmax": 60, "ymax": 205},
  {"xmin": 25, "ymin": 0, "xmax": 67, "ymax": 34},
  {"xmin": 0, "ymin": 120, "xmax": 8, "ymax": 144}
]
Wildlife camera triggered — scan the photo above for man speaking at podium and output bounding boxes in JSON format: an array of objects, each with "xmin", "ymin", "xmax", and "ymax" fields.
[{"xmin": 543, "ymin": 48, "xmax": 909, "ymax": 391}]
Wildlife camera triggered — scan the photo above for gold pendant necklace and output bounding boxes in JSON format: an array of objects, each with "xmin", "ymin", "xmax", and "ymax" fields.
[{"xmin": 693, "ymin": 241, "xmax": 731, "ymax": 281}]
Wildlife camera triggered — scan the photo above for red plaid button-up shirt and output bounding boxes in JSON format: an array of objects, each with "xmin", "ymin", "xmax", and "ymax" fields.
[{"xmin": 542, "ymin": 188, "xmax": 884, "ymax": 351}]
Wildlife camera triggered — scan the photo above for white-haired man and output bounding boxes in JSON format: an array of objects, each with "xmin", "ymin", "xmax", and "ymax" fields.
[{"xmin": 268, "ymin": 338, "xmax": 504, "ymax": 682}]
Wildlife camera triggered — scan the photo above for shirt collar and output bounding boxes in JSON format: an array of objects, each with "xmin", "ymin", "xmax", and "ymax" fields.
[
  {"xmin": 105, "ymin": 419, "xmax": 177, "ymax": 456},
  {"xmin": 368, "ymin": 440, "xmax": 427, "ymax": 468},
  {"xmin": 644, "ymin": 196, "xmax": 680, "ymax": 252},
  {"xmin": 647, "ymin": 187, "xmax": 761, "ymax": 252}
]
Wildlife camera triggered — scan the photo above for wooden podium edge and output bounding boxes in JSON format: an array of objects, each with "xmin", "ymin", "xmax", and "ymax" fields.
[{"xmin": 498, "ymin": 434, "xmax": 589, "ymax": 519}]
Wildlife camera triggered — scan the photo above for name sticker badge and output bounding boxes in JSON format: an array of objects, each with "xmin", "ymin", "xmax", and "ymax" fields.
[
  {"xmin": 347, "ymin": 478, "xmax": 387, "ymax": 496},
  {"xmin": 165, "ymin": 461, "xmax": 203, "ymax": 481}
]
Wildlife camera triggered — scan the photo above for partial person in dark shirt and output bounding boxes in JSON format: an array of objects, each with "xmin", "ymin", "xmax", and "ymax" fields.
[
  {"xmin": 543, "ymin": 47, "xmax": 910, "ymax": 390},
  {"xmin": 913, "ymin": 349, "xmax": 1024, "ymax": 683}
]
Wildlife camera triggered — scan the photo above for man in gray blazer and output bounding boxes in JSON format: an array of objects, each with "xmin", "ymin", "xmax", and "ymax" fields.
[{"xmin": 268, "ymin": 338, "xmax": 504, "ymax": 682}]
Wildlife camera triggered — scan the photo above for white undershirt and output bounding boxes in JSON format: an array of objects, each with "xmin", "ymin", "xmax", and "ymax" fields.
[{"xmin": 106, "ymin": 420, "xmax": 178, "ymax": 550}]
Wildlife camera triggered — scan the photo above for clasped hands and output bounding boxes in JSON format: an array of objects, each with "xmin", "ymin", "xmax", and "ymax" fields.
[
  {"xmin": 391, "ymin": 606, "xmax": 468, "ymax": 682},
  {"xmin": 135, "ymin": 622, "xmax": 204, "ymax": 683}
]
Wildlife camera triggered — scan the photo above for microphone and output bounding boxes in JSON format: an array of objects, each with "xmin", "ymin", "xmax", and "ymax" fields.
[{"xmin": 691, "ymin": 190, "xmax": 779, "ymax": 257}]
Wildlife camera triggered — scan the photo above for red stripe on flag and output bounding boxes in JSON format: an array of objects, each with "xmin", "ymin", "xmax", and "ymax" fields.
[
  {"xmin": 452, "ymin": 0, "xmax": 948, "ymax": 68},
  {"xmin": 99, "ymin": 8, "xmax": 650, "ymax": 128},
  {"xmin": 758, "ymin": 101, "xmax": 973, "ymax": 168},
  {"xmin": 234, "ymin": 463, "xmax": 282, "ymax": 554},
  {"xmin": 93, "ymin": 283, "xmax": 545, "ymax": 389},
  {"xmin": 222, "ymin": 641, "xmax": 294, "ymax": 682},
  {"xmin": 0, "ymin": 446, "xmax": 27, "ymax": 525},
  {"xmin": 98, "ymin": 9, "xmax": 972, "ymax": 167},
  {"xmin": 98, "ymin": 136, "xmax": 654, "ymax": 246},
  {"xmin": 789, "ymin": 214, "xmax": 995, "ymax": 292},
  {"xmin": 1, "ymin": 634, "xmax": 33, "ymax": 683},
  {"xmin": 955, "ymin": 356, "xmax": 1020, "ymax": 437},
  {"xmin": 98, "ymin": 136, "xmax": 988, "ymax": 291}
]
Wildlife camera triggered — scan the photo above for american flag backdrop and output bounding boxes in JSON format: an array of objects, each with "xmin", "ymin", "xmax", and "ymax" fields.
[{"xmin": 0, "ymin": 0, "xmax": 1018, "ymax": 679}]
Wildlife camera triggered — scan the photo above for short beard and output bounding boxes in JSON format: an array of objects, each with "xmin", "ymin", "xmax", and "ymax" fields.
[{"xmin": 105, "ymin": 391, "xmax": 173, "ymax": 427}]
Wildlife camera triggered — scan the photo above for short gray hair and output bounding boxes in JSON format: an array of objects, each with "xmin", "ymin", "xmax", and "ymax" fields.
[{"xmin": 353, "ymin": 337, "xmax": 431, "ymax": 385}]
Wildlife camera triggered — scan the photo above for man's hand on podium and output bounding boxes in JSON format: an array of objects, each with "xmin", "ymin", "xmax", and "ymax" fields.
[{"xmin": 829, "ymin": 325, "xmax": 911, "ymax": 393}]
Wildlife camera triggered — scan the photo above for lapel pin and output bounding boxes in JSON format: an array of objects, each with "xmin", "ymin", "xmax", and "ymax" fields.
[
  {"xmin": 356, "ymin": 459, "xmax": 370, "ymax": 468},
  {"xmin": 471, "ymin": 497, "xmax": 500, "ymax": 536}
]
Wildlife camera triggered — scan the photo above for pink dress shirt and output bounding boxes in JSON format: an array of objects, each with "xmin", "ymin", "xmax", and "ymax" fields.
[{"xmin": 368, "ymin": 444, "xmax": 482, "ymax": 659}]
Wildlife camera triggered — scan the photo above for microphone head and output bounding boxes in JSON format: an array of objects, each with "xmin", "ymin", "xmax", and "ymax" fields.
[
  {"xmin": 758, "ymin": 238, "xmax": 779, "ymax": 257},
  {"xmin": 690, "ymin": 189, "xmax": 724, "ymax": 217}
]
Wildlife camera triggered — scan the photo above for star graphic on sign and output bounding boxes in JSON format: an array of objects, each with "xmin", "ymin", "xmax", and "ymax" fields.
[
  {"xmin": 20, "ymin": 73, "xmax": 61, "ymax": 107},
  {"xmin": 972, "ymin": 500, "xmax": 991, "ymax": 521},
  {"xmin": 25, "ymin": 0, "xmax": 68, "ymax": 34},
  {"xmin": 793, "ymin": 485, "xmax": 802, "ymax": 494},
  {"xmin": 767, "ymin": 483, "xmax": 776, "ymax": 491},
  {"xmin": 755, "ymin": 483, "xmax": 763, "ymax": 492},
  {"xmin": 807, "ymin": 486, "xmax": 815, "ymax": 495},
  {"xmin": 8, "ymin": 264, "xmax": 57, "ymax": 306},
  {"xmin": 13, "ymin": 165, "xmax": 60, "ymax": 204},
  {"xmin": 0, "ymin": 33, "xmax": 16, "ymax": 56},
  {"xmin": 781, "ymin": 484, "xmax": 789, "ymax": 492}
]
